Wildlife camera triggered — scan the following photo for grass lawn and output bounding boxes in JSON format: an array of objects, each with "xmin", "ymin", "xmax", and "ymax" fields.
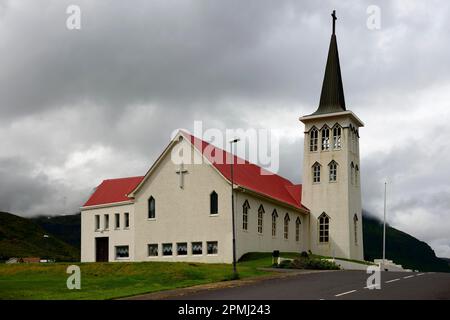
[{"xmin": 0, "ymin": 252, "xmax": 299, "ymax": 300}]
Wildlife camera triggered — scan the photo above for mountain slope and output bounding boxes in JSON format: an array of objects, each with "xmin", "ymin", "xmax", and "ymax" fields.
[
  {"xmin": 363, "ymin": 211, "xmax": 449, "ymax": 272},
  {"xmin": 0, "ymin": 212, "xmax": 80, "ymax": 262},
  {"xmin": 31, "ymin": 213, "xmax": 81, "ymax": 248}
]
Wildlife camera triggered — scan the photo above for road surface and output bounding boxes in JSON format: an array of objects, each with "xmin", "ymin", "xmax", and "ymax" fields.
[{"xmin": 169, "ymin": 271, "xmax": 450, "ymax": 300}]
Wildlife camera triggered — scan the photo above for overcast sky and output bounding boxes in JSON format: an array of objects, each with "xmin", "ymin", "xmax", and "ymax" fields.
[{"xmin": 1, "ymin": 0, "xmax": 449, "ymax": 257}]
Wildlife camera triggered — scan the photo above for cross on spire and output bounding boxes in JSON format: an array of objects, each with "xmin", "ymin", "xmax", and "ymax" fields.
[{"xmin": 331, "ymin": 10, "xmax": 337, "ymax": 35}]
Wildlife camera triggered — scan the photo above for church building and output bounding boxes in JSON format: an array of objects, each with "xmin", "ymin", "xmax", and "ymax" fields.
[{"xmin": 81, "ymin": 11, "xmax": 364, "ymax": 263}]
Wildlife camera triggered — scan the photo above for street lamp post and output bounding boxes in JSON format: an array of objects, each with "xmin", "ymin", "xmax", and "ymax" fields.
[
  {"xmin": 383, "ymin": 181, "xmax": 387, "ymax": 266},
  {"xmin": 229, "ymin": 138, "xmax": 240, "ymax": 277}
]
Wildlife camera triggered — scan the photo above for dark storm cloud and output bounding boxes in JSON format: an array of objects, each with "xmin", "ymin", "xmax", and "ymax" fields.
[{"xmin": 1, "ymin": 0, "xmax": 450, "ymax": 256}]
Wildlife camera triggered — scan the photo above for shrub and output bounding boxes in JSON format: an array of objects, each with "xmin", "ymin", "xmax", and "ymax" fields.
[
  {"xmin": 290, "ymin": 257, "xmax": 340, "ymax": 270},
  {"xmin": 300, "ymin": 251, "xmax": 309, "ymax": 258}
]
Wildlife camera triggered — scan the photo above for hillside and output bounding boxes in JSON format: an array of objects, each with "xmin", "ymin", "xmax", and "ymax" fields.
[
  {"xmin": 363, "ymin": 211, "xmax": 449, "ymax": 272},
  {"xmin": 31, "ymin": 213, "xmax": 81, "ymax": 247},
  {"xmin": 0, "ymin": 212, "xmax": 80, "ymax": 262}
]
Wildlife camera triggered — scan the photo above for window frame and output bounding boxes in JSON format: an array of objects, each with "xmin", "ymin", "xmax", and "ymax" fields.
[
  {"xmin": 176, "ymin": 242, "xmax": 188, "ymax": 256},
  {"xmin": 192, "ymin": 242, "xmax": 203, "ymax": 255},
  {"xmin": 309, "ymin": 127, "xmax": 319, "ymax": 152},
  {"xmin": 148, "ymin": 196, "xmax": 156, "ymax": 220},
  {"xmin": 257, "ymin": 205, "xmax": 265, "ymax": 234},
  {"xmin": 104, "ymin": 214, "xmax": 109, "ymax": 230},
  {"xmin": 271, "ymin": 210, "xmax": 278, "ymax": 237},
  {"xmin": 284, "ymin": 213, "xmax": 290, "ymax": 240},
  {"xmin": 115, "ymin": 245, "xmax": 129, "ymax": 260},
  {"xmin": 114, "ymin": 213, "xmax": 120, "ymax": 229},
  {"xmin": 242, "ymin": 200, "xmax": 250, "ymax": 231},
  {"xmin": 312, "ymin": 162, "xmax": 321, "ymax": 183},
  {"xmin": 295, "ymin": 217, "xmax": 301, "ymax": 242},
  {"xmin": 210, "ymin": 191, "xmax": 218, "ymax": 215},
  {"xmin": 124, "ymin": 212, "xmax": 130, "ymax": 229},
  {"xmin": 207, "ymin": 241, "xmax": 218, "ymax": 255},
  {"xmin": 332, "ymin": 125, "xmax": 342, "ymax": 150},
  {"xmin": 321, "ymin": 126, "xmax": 330, "ymax": 151},
  {"xmin": 318, "ymin": 212, "xmax": 330, "ymax": 244},
  {"xmin": 162, "ymin": 243, "xmax": 173, "ymax": 256},
  {"xmin": 95, "ymin": 215, "xmax": 100, "ymax": 231},
  {"xmin": 148, "ymin": 244, "xmax": 158, "ymax": 257},
  {"xmin": 329, "ymin": 160, "xmax": 338, "ymax": 182}
]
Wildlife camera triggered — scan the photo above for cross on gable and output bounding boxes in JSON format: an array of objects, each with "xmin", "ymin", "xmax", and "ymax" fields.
[
  {"xmin": 331, "ymin": 10, "xmax": 337, "ymax": 35},
  {"xmin": 175, "ymin": 163, "xmax": 188, "ymax": 189}
]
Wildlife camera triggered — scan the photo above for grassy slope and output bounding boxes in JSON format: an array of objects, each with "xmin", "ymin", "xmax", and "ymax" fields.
[
  {"xmin": 0, "ymin": 212, "xmax": 80, "ymax": 262},
  {"xmin": 0, "ymin": 253, "xmax": 297, "ymax": 300}
]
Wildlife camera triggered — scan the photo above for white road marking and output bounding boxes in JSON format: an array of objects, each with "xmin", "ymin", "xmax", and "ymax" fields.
[
  {"xmin": 335, "ymin": 289, "xmax": 357, "ymax": 297},
  {"xmin": 417, "ymin": 273, "xmax": 425, "ymax": 276},
  {"xmin": 385, "ymin": 278, "xmax": 400, "ymax": 283},
  {"xmin": 403, "ymin": 275, "xmax": 414, "ymax": 279}
]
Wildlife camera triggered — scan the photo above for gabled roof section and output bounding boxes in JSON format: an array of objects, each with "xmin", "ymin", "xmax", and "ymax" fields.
[
  {"xmin": 83, "ymin": 176, "xmax": 144, "ymax": 207},
  {"xmin": 182, "ymin": 131, "xmax": 308, "ymax": 211}
]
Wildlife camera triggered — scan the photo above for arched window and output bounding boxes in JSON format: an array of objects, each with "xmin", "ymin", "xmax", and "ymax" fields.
[
  {"xmin": 329, "ymin": 160, "xmax": 338, "ymax": 182},
  {"xmin": 355, "ymin": 165, "xmax": 359, "ymax": 186},
  {"xmin": 318, "ymin": 212, "xmax": 330, "ymax": 243},
  {"xmin": 242, "ymin": 200, "xmax": 250, "ymax": 230},
  {"xmin": 210, "ymin": 191, "xmax": 218, "ymax": 215},
  {"xmin": 312, "ymin": 162, "xmax": 321, "ymax": 183},
  {"xmin": 309, "ymin": 127, "xmax": 318, "ymax": 152},
  {"xmin": 353, "ymin": 214, "xmax": 359, "ymax": 246},
  {"xmin": 321, "ymin": 126, "xmax": 330, "ymax": 151},
  {"xmin": 284, "ymin": 213, "xmax": 290, "ymax": 239},
  {"xmin": 295, "ymin": 217, "xmax": 301, "ymax": 242},
  {"xmin": 148, "ymin": 196, "xmax": 156, "ymax": 219},
  {"xmin": 332, "ymin": 125, "xmax": 342, "ymax": 149},
  {"xmin": 350, "ymin": 162, "xmax": 355, "ymax": 185},
  {"xmin": 257, "ymin": 205, "xmax": 265, "ymax": 234},
  {"xmin": 271, "ymin": 210, "xmax": 278, "ymax": 237}
]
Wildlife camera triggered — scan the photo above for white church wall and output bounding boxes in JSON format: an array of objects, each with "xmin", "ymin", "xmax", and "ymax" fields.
[
  {"xmin": 234, "ymin": 192, "xmax": 308, "ymax": 260},
  {"xmin": 81, "ymin": 203, "xmax": 135, "ymax": 262},
  {"xmin": 132, "ymin": 137, "xmax": 234, "ymax": 263}
]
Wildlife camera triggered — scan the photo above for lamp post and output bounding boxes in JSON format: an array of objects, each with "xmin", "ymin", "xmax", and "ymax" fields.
[{"xmin": 229, "ymin": 138, "xmax": 240, "ymax": 277}]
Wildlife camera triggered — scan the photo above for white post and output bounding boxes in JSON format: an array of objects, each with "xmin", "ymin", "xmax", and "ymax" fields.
[{"xmin": 382, "ymin": 181, "xmax": 387, "ymax": 265}]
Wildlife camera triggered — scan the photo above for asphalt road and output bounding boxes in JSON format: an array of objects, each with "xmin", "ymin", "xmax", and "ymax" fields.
[{"xmin": 170, "ymin": 271, "xmax": 450, "ymax": 300}]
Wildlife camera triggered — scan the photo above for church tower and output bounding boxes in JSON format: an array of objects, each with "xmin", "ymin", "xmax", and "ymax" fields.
[{"xmin": 300, "ymin": 11, "xmax": 364, "ymax": 260}]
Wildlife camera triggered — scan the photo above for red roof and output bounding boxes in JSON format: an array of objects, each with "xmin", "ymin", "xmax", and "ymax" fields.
[
  {"xmin": 83, "ymin": 132, "xmax": 308, "ymax": 211},
  {"xmin": 183, "ymin": 132, "xmax": 307, "ymax": 211},
  {"xmin": 83, "ymin": 176, "xmax": 144, "ymax": 207}
]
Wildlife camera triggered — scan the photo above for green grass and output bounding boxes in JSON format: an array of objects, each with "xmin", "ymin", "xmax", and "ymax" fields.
[{"xmin": 1, "ymin": 253, "xmax": 304, "ymax": 300}]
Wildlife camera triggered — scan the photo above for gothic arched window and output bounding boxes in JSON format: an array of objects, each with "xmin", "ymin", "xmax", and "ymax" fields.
[
  {"xmin": 332, "ymin": 125, "xmax": 342, "ymax": 149},
  {"xmin": 355, "ymin": 165, "xmax": 359, "ymax": 186},
  {"xmin": 284, "ymin": 213, "xmax": 290, "ymax": 239},
  {"xmin": 318, "ymin": 212, "xmax": 330, "ymax": 243},
  {"xmin": 242, "ymin": 200, "xmax": 250, "ymax": 230},
  {"xmin": 309, "ymin": 127, "xmax": 318, "ymax": 152},
  {"xmin": 257, "ymin": 205, "xmax": 265, "ymax": 234},
  {"xmin": 321, "ymin": 126, "xmax": 330, "ymax": 151},
  {"xmin": 353, "ymin": 214, "xmax": 359, "ymax": 246},
  {"xmin": 312, "ymin": 162, "xmax": 321, "ymax": 183},
  {"xmin": 329, "ymin": 160, "xmax": 338, "ymax": 182},
  {"xmin": 148, "ymin": 196, "xmax": 156, "ymax": 219},
  {"xmin": 295, "ymin": 217, "xmax": 301, "ymax": 242},
  {"xmin": 210, "ymin": 191, "xmax": 218, "ymax": 215},
  {"xmin": 350, "ymin": 162, "xmax": 355, "ymax": 185},
  {"xmin": 271, "ymin": 210, "xmax": 278, "ymax": 237}
]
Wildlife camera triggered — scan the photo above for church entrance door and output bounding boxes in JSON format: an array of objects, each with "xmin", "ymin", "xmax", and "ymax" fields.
[{"xmin": 95, "ymin": 237, "xmax": 109, "ymax": 262}]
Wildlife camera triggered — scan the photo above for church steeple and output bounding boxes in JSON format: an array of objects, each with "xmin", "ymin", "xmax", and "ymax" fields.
[{"xmin": 313, "ymin": 10, "xmax": 346, "ymax": 115}]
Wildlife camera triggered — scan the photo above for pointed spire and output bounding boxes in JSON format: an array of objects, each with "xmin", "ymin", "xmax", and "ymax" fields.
[{"xmin": 312, "ymin": 10, "xmax": 346, "ymax": 115}]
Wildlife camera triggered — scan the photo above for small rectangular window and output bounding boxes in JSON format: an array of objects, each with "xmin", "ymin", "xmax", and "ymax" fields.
[
  {"xmin": 148, "ymin": 244, "xmax": 158, "ymax": 257},
  {"xmin": 115, "ymin": 245, "xmax": 129, "ymax": 259},
  {"xmin": 207, "ymin": 241, "xmax": 218, "ymax": 255},
  {"xmin": 95, "ymin": 215, "xmax": 100, "ymax": 231},
  {"xmin": 162, "ymin": 243, "xmax": 173, "ymax": 256},
  {"xmin": 177, "ymin": 242, "xmax": 187, "ymax": 256},
  {"xmin": 124, "ymin": 212, "xmax": 130, "ymax": 228},
  {"xmin": 104, "ymin": 214, "xmax": 109, "ymax": 230},
  {"xmin": 115, "ymin": 213, "xmax": 120, "ymax": 229},
  {"xmin": 192, "ymin": 242, "xmax": 203, "ymax": 255}
]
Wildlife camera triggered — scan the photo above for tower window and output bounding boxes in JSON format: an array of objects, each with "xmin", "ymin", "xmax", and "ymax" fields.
[
  {"xmin": 333, "ymin": 125, "xmax": 342, "ymax": 149},
  {"xmin": 318, "ymin": 212, "xmax": 330, "ymax": 243},
  {"xmin": 242, "ymin": 200, "xmax": 250, "ymax": 230},
  {"xmin": 257, "ymin": 205, "xmax": 264, "ymax": 234},
  {"xmin": 329, "ymin": 161, "xmax": 338, "ymax": 182},
  {"xmin": 284, "ymin": 213, "xmax": 290, "ymax": 239},
  {"xmin": 271, "ymin": 210, "xmax": 278, "ymax": 237},
  {"xmin": 310, "ymin": 128, "xmax": 318, "ymax": 152},
  {"xmin": 210, "ymin": 191, "xmax": 218, "ymax": 215},
  {"xmin": 312, "ymin": 162, "xmax": 321, "ymax": 183},
  {"xmin": 148, "ymin": 196, "xmax": 156, "ymax": 219},
  {"xmin": 353, "ymin": 214, "xmax": 359, "ymax": 246},
  {"xmin": 295, "ymin": 217, "xmax": 301, "ymax": 242},
  {"xmin": 355, "ymin": 165, "xmax": 359, "ymax": 186},
  {"xmin": 321, "ymin": 127, "xmax": 330, "ymax": 151},
  {"xmin": 350, "ymin": 162, "xmax": 355, "ymax": 185}
]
